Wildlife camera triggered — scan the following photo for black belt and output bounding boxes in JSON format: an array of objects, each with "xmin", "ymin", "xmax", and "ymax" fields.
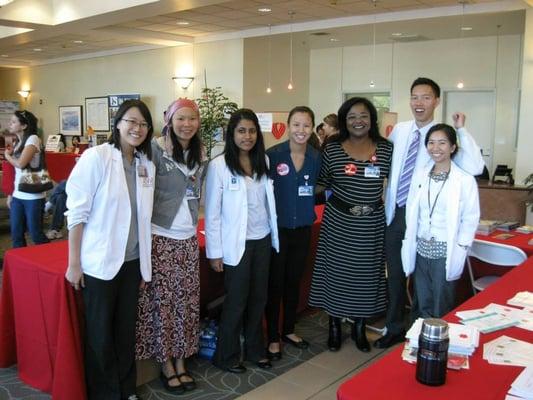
[{"xmin": 329, "ymin": 194, "xmax": 382, "ymax": 217}]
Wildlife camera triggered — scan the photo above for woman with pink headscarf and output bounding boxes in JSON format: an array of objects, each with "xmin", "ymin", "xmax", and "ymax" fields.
[{"xmin": 136, "ymin": 99, "xmax": 207, "ymax": 394}]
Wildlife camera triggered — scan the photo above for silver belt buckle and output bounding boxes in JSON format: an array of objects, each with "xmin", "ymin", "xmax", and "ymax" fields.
[
  {"xmin": 362, "ymin": 205, "xmax": 373, "ymax": 216},
  {"xmin": 349, "ymin": 205, "xmax": 363, "ymax": 216}
]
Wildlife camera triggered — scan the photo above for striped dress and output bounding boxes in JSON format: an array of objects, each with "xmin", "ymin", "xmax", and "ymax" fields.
[{"xmin": 309, "ymin": 139, "xmax": 393, "ymax": 318}]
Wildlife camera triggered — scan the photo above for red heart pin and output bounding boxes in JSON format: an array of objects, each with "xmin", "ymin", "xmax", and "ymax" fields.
[{"xmin": 272, "ymin": 122, "xmax": 286, "ymax": 139}]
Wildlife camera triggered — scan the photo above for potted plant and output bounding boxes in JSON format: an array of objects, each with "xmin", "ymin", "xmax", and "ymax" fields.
[{"xmin": 197, "ymin": 87, "xmax": 238, "ymax": 159}]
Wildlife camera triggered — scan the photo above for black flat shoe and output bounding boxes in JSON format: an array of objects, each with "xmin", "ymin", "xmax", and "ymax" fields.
[
  {"xmin": 217, "ymin": 363, "xmax": 247, "ymax": 374},
  {"xmin": 160, "ymin": 372, "xmax": 185, "ymax": 394},
  {"xmin": 281, "ymin": 335, "xmax": 309, "ymax": 349},
  {"xmin": 267, "ymin": 349, "xmax": 282, "ymax": 361},
  {"xmin": 256, "ymin": 360, "xmax": 272, "ymax": 369},
  {"xmin": 177, "ymin": 372, "xmax": 196, "ymax": 391},
  {"xmin": 328, "ymin": 317, "xmax": 342, "ymax": 352},
  {"xmin": 373, "ymin": 331, "xmax": 406, "ymax": 349}
]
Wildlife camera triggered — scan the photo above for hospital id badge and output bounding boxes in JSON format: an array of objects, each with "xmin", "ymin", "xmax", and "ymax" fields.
[
  {"xmin": 185, "ymin": 182, "xmax": 200, "ymax": 199},
  {"xmin": 229, "ymin": 176, "xmax": 239, "ymax": 191},
  {"xmin": 141, "ymin": 176, "xmax": 154, "ymax": 188},
  {"xmin": 364, "ymin": 165, "xmax": 380, "ymax": 178},
  {"xmin": 298, "ymin": 185, "xmax": 314, "ymax": 196}
]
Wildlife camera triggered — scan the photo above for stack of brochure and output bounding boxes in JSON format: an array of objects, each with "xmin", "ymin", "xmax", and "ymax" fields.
[
  {"xmin": 507, "ymin": 365, "xmax": 533, "ymax": 399},
  {"xmin": 483, "ymin": 336, "xmax": 533, "ymax": 367},
  {"xmin": 516, "ymin": 225, "xmax": 533, "ymax": 234},
  {"xmin": 405, "ymin": 318, "xmax": 479, "ymax": 356},
  {"xmin": 456, "ymin": 303, "xmax": 527, "ymax": 333},
  {"xmin": 401, "ymin": 343, "xmax": 470, "ymax": 370},
  {"xmin": 477, "ymin": 220, "xmax": 500, "ymax": 235},
  {"xmin": 508, "ymin": 292, "xmax": 533, "ymax": 308}
]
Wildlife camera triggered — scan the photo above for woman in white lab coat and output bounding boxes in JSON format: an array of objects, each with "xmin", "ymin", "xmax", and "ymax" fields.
[{"xmin": 401, "ymin": 123, "xmax": 480, "ymax": 318}]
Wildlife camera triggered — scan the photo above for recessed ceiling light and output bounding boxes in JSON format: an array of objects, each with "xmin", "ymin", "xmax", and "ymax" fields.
[
  {"xmin": 176, "ymin": 21, "xmax": 190, "ymax": 25},
  {"xmin": 461, "ymin": 26, "xmax": 473, "ymax": 31},
  {"xmin": 33, "ymin": 48, "xmax": 42, "ymax": 52},
  {"xmin": 329, "ymin": 38, "xmax": 339, "ymax": 42},
  {"xmin": 73, "ymin": 40, "xmax": 84, "ymax": 44},
  {"xmin": 1, "ymin": 54, "xmax": 8, "ymax": 57},
  {"xmin": 391, "ymin": 32, "xmax": 403, "ymax": 37},
  {"xmin": 258, "ymin": 7, "xmax": 272, "ymax": 13}
]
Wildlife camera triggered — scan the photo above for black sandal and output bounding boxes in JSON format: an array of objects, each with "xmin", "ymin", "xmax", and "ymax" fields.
[
  {"xmin": 177, "ymin": 372, "xmax": 196, "ymax": 391},
  {"xmin": 160, "ymin": 372, "xmax": 185, "ymax": 394}
]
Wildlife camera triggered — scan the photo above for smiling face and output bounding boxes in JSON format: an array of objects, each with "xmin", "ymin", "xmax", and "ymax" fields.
[
  {"xmin": 346, "ymin": 103, "xmax": 371, "ymax": 139},
  {"xmin": 289, "ymin": 112, "xmax": 313, "ymax": 145},
  {"xmin": 171, "ymin": 107, "xmax": 199, "ymax": 148},
  {"xmin": 426, "ymin": 129, "xmax": 456, "ymax": 165},
  {"xmin": 8, "ymin": 114, "xmax": 26, "ymax": 136},
  {"xmin": 410, "ymin": 84, "xmax": 440, "ymax": 127},
  {"xmin": 233, "ymin": 119, "xmax": 257, "ymax": 155},
  {"xmin": 116, "ymin": 106, "xmax": 149, "ymax": 154}
]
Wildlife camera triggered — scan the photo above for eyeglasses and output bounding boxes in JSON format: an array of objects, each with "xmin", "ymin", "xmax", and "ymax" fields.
[{"xmin": 121, "ymin": 119, "xmax": 150, "ymax": 130}]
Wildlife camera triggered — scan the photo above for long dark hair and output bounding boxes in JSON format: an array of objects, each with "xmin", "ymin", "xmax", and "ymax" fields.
[
  {"xmin": 13, "ymin": 110, "xmax": 38, "ymax": 157},
  {"xmin": 166, "ymin": 106, "xmax": 203, "ymax": 169},
  {"xmin": 108, "ymin": 100, "xmax": 153, "ymax": 160},
  {"xmin": 224, "ymin": 108, "xmax": 267, "ymax": 178},
  {"xmin": 335, "ymin": 97, "xmax": 385, "ymax": 144}
]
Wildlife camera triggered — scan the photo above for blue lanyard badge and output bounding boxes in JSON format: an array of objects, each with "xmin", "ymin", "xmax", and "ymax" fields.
[
  {"xmin": 298, "ymin": 174, "xmax": 313, "ymax": 196},
  {"xmin": 229, "ymin": 175, "xmax": 239, "ymax": 191}
]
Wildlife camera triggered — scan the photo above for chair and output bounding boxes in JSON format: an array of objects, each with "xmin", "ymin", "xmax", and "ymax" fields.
[{"xmin": 467, "ymin": 239, "xmax": 527, "ymax": 294}]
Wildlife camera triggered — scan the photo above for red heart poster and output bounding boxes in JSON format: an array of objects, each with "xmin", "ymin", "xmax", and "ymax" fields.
[{"xmin": 272, "ymin": 122, "xmax": 286, "ymax": 139}]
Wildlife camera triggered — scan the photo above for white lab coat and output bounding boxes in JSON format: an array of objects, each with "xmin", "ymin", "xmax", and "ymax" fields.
[
  {"xmin": 205, "ymin": 154, "xmax": 279, "ymax": 266},
  {"xmin": 385, "ymin": 120, "xmax": 484, "ymax": 225},
  {"xmin": 66, "ymin": 143, "xmax": 155, "ymax": 281},
  {"xmin": 401, "ymin": 161, "xmax": 480, "ymax": 281}
]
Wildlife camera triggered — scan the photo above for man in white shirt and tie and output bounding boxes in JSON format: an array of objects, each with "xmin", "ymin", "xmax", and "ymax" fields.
[{"xmin": 374, "ymin": 77, "xmax": 485, "ymax": 348}]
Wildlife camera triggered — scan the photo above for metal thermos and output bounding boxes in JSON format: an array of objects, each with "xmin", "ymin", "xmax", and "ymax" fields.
[{"xmin": 416, "ymin": 318, "xmax": 449, "ymax": 386}]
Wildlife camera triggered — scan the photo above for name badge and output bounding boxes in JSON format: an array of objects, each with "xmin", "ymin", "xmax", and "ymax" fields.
[
  {"xmin": 229, "ymin": 176, "xmax": 239, "ymax": 191},
  {"xmin": 364, "ymin": 165, "xmax": 380, "ymax": 178},
  {"xmin": 137, "ymin": 164, "xmax": 147, "ymax": 177},
  {"xmin": 141, "ymin": 176, "xmax": 154, "ymax": 188},
  {"xmin": 298, "ymin": 185, "xmax": 314, "ymax": 196},
  {"xmin": 186, "ymin": 180, "xmax": 200, "ymax": 199}
]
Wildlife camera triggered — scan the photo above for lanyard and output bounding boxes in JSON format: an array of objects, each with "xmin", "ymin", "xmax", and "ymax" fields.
[{"xmin": 427, "ymin": 172, "xmax": 448, "ymax": 228}]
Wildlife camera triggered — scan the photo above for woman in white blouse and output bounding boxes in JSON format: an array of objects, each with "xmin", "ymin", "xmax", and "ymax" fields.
[
  {"xmin": 65, "ymin": 100, "xmax": 155, "ymax": 400},
  {"xmin": 205, "ymin": 108, "xmax": 279, "ymax": 373},
  {"xmin": 401, "ymin": 123, "xmax": 480, "ymax": 318}
]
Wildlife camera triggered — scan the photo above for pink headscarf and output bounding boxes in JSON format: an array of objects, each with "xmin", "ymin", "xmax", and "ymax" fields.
[{"xmin": 164, "ymin": 98, "xmax": 200, "ymax": 129}]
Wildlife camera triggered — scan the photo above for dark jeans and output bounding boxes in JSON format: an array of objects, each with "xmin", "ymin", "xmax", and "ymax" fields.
[
  {"xmin": 384, "ymin": 206, "xmax": 410, "ymax": 335},
  {"xmin": 49, "ymin": 180, "xmax": 67, "ymax": 231},
  {"xmin": 83, "ymin": 259, "xmax": 141, "ymax": 400},
  {"xmin": 414, "ymin": 255, "xmax": 456, "ymax": 318},
  {"xmin": 9, "ymin": 196, "xmax": 49, "ymax": 248},
  {"xmin": 265, "ymin": 226, "xmax": 311, "ymax": 343},
  {"xmin": 213, "ymin": 235, "xmax": 271, "ymax": 368}
]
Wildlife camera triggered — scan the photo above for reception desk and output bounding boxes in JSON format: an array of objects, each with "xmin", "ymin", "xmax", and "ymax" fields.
[{"xmin": 478, "ymin": 181, "xmax": 530, "ymax": 224}]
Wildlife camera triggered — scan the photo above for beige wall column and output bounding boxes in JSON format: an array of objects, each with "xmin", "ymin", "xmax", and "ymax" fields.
[{"xmin": 515, "ymin": 6, "xmax": 533, "ymax": 182}]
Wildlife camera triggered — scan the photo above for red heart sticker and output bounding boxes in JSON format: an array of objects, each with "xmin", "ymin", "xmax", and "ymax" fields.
[
  {"xmin": 459, "ymin": 334, "xmax": 468, "ymax": 339},
  {"xmin": 272, "ymin": 122, "xmax": 286, "ymax": 139}
]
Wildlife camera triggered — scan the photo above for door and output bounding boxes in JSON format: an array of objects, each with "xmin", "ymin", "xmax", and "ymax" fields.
[{"xmin": 443, "ymin": 90, "xmax": 495, "ymax": 174}]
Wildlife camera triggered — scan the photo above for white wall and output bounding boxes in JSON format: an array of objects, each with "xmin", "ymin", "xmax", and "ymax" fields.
[
  {"xmin": 0, "ymin": 38, "xmax": 243, "ymax": 137},
  {"xmin": 309, "ymin": 35, "xmax": 522, "ymax": 174}
]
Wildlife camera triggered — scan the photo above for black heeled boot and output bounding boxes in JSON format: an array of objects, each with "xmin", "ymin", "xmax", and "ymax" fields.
[
  {"xmin": 328, "ymin": 316, "xmax": 342, "ymax": 352},
  {"xmin": 352, "ymin": 318, "xmax": 370, "ymax": 352}
]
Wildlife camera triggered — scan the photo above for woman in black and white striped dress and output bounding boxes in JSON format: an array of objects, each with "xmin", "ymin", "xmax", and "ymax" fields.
[{"xmin": 309, "ymin": 97, "xmax": 392, "ymax": 353}]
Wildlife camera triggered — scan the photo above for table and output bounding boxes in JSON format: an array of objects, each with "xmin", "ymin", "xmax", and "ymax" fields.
[
  {"xmin": 0, "ymin": 206, "xmax": 324, "ymax": 398},
  {"xmin": 337, "ymin": 256, "xmax": 533, "ymax": 400},
  {"xmin": 475, "ymin": 230, "xmax": 533, "ymax": 257},
  {"xmin": 45, "ymin": 152, "xmax": 79, "ymax": 182}
]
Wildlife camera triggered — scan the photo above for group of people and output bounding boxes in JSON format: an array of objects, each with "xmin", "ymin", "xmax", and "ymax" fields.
[{"xmin": 4, "ymin": 75, "xmax": 484, "ymax": 400}]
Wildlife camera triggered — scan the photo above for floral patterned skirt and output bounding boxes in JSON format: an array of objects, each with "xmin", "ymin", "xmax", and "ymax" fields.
[{"xmin": 136, "ymin": 234, "xmax": 200, "ymax": 362}]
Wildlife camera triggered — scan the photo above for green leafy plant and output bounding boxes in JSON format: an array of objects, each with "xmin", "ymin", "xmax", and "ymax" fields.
[{"xmin": 197, "ymin": 87, "xmax": 238, "ymax": 159}]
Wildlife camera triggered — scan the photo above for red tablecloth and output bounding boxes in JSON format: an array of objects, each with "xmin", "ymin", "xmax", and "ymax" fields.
[
  {"xmin": 1, "ymin": 160, "xmax": 14, "ymax": 195},
  {"xmin": 45, "ymin": 152, "xmax": 79, "ymax": 182},
  {"xmin": 337, "ymin": 256, "xmax": 533, "ymax": 400},
  {"xmin": 475, "ymin": 230, "xmax": 533, "ymax": 257},
  {"xmin": 0, "ymin": 241, "xmax": 86, "ymax": 400},
  {"xmin": 0, "ymin": 206, "xmax": 325, "ymax": 398}
]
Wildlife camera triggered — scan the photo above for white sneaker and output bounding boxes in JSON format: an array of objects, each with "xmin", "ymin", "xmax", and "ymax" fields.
[{"xmin": 46, "ymin": 229, "xmax": 63, "ymax": 239}]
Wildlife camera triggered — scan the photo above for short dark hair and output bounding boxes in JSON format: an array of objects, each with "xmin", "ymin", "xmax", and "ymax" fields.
[
  {"xmin": 108, "ymin": 100, "xmax": 153, "ymax": 160},
  {"xmin": 224, "ymin": 108, "xmax": 267, "ymax": 178},
  {"xmin": 287, "ymin": 106, "xmax": 315, "ymax": 127},
  {"xmin": 411, "ymin": 77, "xmax": 441, "ymax": 98},
  {"xmin": 335, "ymin": 97, "xmax": 385, "ymax": 144},
  {"xmin": 426, "ymin": 123, "xmax": 458, "ymax": 157},
  {"xmin": 13, "ymin": 110, "xmax": 38, "ymax": 157}
]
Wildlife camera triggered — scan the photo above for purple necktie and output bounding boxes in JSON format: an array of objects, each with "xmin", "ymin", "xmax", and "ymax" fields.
[{"xmin": 396, "ymin": 130, "xmax": 420, "ymax": 207}]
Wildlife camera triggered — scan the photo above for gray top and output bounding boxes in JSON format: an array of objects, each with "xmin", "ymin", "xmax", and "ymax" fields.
[{"xmin": 123, "ymin": 154, "xmax": 139, "ymax": 261}]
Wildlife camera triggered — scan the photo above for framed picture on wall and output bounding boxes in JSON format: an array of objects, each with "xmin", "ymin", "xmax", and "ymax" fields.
[
  {"xmin": 59, "ymin": 105, "xmax": 83, "ymax": 136},
  {"xmin": 85, "ymin": 97, "xmax": 110, "ymax": 132}
]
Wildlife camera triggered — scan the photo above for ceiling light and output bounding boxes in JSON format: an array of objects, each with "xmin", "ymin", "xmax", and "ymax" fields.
[
  {"xmin": 461, "ymin": 26, "xmax": 472, "ymax": 31},
  {"xmin": 176, "ymin": 21, "xmax": 190, "ymax": 25},
  {"xmin": 0, "ymin": 0, "xmax": 15, "ymax": 6},
  {"xmin": 287, "ymin": 11, "xmax": 295, "ymax": 91},
  {"xmin": 1, "ymin": 54, "xmax": 8, "ymax": 57},
  {"xmin": 391, "ymin": 32, "xmax": 403, "ymax": 37},
  {"xmin": 266, "ymin": 24, "xmax": 272, "ymax": 94},
  {"xmin": 329, "ymin": 38, "xmax": 339, "ymax": 42},
  {"xmin": 73, "ymin": 40, "xmax": 84, "ymax": 44},
  {"xmin": 17, "ymin": 89, "xmax": 30, "ymax": 98},
  {"xmin": 33, "ymin": 48, "xmax": 42, "ymax": 52},
  {"xmin": 456, "ymin": 81, "xmax": 464, "ymax": 89},
  {"xmin": 258, "ymin": 7, "xmax": 271, "ymax": 13}
]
